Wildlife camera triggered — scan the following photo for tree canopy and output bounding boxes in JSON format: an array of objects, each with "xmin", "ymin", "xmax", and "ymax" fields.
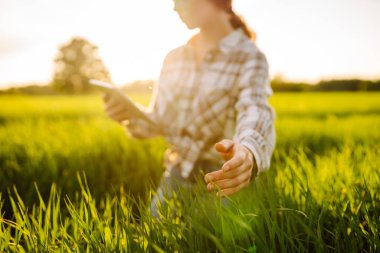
[{"xmin": 52, "ymin": 37, "xmax": 111, "ymax": 94}]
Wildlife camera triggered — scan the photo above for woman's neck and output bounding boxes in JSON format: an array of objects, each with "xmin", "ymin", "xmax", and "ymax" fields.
[{"xmin": 196, "ymin": 13, "xmax": 234, "ymax": 50}]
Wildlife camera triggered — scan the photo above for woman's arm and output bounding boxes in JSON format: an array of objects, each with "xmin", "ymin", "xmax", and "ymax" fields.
[
  {"xmin": 123, "ymin": 85, "xmax": 163, "ymax": 139},
  {"xmin": 232, "ymin": 50, "xmax": 276, "ymax": 176},
  {"xmin": 204, "ymin": 50, "xmax": 276, "ymax": 197},
  {"xmin": 102, "ymin": 80, "xmax": 164, "ymax": 139},
  {"xmin": 103, "ymin": 51, "xmax": 175, "ymax": 139}
]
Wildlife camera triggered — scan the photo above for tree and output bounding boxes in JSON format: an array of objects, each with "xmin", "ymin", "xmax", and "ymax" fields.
[{"xmin": 52, "ymin": 37, "xmax": 112, "ymax": 93}]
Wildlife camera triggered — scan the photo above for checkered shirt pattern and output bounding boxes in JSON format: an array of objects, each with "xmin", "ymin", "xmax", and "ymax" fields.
[{"xmin": 125, "ymin": 27, "xmax": 276, "ymax": 179}]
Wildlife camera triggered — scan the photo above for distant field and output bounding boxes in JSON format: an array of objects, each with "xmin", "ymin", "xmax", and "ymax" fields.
[{"xmin": 0, "ymin": 92, "xmax": 379, "ymax": 252}]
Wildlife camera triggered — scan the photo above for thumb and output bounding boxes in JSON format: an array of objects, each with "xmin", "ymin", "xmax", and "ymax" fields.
[
  {"xmin": 102, "ymin": 92, "xmax": 111, "ymax": 102},
  {"xmin": 214, "ymin": 139, "xmax": 234, "ymax": 152},
  {"xmin": 214, "ymin": 139, "xmax": 235, "ymax": 157}
]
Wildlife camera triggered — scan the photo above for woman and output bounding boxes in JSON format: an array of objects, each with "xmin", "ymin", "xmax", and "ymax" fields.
[{"xmin": 103, "ymin": 0, "xmax": 276, "ymax": 219}]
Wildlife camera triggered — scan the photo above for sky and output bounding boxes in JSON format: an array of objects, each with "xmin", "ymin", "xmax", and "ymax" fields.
[{"xmin": 1, "ymin": 0, "xmax": 380, "ymax": 88}]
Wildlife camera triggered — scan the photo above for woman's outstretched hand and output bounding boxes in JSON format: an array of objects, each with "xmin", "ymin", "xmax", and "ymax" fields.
[{"xmin": 204, "ymin": 139, "xmax": 256, "ymax": 197}]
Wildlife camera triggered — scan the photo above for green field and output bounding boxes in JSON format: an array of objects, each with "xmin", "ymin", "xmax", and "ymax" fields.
[{"xmin": 0, "ymin": 92, "xmax": 379, "ymax": 252}]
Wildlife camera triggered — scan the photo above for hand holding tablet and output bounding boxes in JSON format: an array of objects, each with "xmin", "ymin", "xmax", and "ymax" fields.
[{"xmin": 89, "ymin": 79, "xmax": 157, "ymax": 127}]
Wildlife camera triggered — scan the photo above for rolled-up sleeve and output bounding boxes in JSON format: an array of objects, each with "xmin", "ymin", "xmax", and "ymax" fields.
[{"xmin": 232, "ymin": 51, "xmax": 276, "ymax": 176}]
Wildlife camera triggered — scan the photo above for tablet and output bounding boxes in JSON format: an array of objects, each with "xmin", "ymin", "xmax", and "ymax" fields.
[
  {"xmin": 89, "ymin": 79, "xmax": 117, "ymax": 92},
  {"xmin": 89, "ymin": 79, "xmax": 157, "ymax": 126}
]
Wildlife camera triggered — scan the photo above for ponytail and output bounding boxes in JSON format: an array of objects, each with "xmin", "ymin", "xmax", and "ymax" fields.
[
  {"xmin": 210, "ymin": 0, "xmax": 257, "ymax": 42},
  {"xmin": 229, "ymin": 10, "xmax": 257, "ymax": 42}
]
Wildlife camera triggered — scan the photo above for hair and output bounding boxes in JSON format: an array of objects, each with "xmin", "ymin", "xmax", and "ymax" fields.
[{"xmin": 209, "ymin": 0, "xmax": 257, "ymax": 42}]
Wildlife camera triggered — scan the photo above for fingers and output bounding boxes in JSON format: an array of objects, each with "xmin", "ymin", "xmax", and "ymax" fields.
[
  {"xmin": 106, "ymin": 103, "xmax": 129, "ymax": 118},
  {"xmin": 105, "ymin": 104, "xmax": 128, "ymax": 122},
  {"xmin": 204, "ymin": 147, "xmax": 249, "ymax": 183},
  {"xmin": 208, "ymin": 168, "xmax": 251, "ymax": 190},
  {"xmin": 104, "ymin": 93, "xmax": 122, "ymax": 108},
  {"xmin": 102, "ymin": 92, "xmax": 111, "ymax": 102},
  {"xmin": 221, "ymin": 149, "xmax": 246, "ymax": 172},
  {"xmin": 204, "ymin": 163, "xmax": 245, "ymax": 182},
  {"xmin": 204, "ymin": 142, "xmax": 255, "ymax": 197},
  {"xmin": 107, "ymin": 109, "xmax": 130, "ymax": 122},
  {"xmin": 216, "ymin": 178, "xmax": 251, "ymax": 197},
  {"xmin": 103, "ymin": 92, "xmax": 130, "ymax": 122}
]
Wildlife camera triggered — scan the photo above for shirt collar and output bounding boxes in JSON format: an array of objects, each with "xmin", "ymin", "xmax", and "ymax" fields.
[{"xmin": 184, "ymin": 27, "xmax": 245, "ymax": 55}]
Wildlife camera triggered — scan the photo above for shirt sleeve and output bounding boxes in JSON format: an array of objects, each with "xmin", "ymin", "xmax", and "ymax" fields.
[{"xmin": 232, "ymin": 51, "xmax": 276, "ymax": 177}]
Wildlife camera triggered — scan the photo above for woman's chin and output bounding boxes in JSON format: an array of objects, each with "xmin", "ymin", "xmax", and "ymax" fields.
[{"xmin": 181, "ymin": 21, "xmax": 199, "ymax": 30}]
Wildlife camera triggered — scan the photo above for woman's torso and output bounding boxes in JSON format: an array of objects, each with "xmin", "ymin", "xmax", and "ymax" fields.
[{"xmin": 155, "ymin": 27, "xmax": 268, "ymax": 170}]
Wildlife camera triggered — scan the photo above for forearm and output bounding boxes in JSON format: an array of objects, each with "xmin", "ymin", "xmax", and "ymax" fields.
[
  {"xmin": 235, "ymin": 119, "xmax": 276, "ymax": 176},
  {"xmin": 232, "ymin": 51, "xmax": 276, "ymax": 176},
  {"xmin": 124, "ymin": 111, "xmax": 163, "ymax": 139}
]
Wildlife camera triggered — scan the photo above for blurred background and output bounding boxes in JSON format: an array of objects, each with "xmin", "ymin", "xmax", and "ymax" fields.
[
  {"xmin": 0, "ymin": 0, "xmax": 379, "ymax": 203},
  {"xmin": 1, "ymin": 0, "xmax": 379, "ymax": 92},
  {"xmin": 0, "ymin": 1, "xmax": 380, "ymax": 250}
]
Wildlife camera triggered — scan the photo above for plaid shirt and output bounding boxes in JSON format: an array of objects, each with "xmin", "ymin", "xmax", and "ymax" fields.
[{"xmin": 125, "ymin": 27, "xmax": 276, "ymax": 179}]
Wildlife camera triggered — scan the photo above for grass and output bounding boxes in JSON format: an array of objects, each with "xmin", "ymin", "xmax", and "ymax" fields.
[{"xmin": 0, "ymin": 92, "xmax": 379, "ymax": 252}]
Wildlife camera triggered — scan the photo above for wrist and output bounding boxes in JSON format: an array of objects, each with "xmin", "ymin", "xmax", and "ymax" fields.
[{"xmin": 246, "ymin": 148, "xmax": 258, "ymax": 182}]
